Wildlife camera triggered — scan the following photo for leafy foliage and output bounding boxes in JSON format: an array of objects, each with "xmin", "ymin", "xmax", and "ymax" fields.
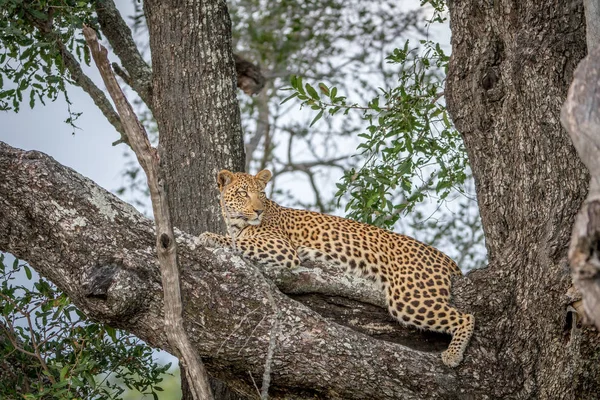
[
  {"xmin": 0, "ymin": 0, "xmax": 97, "ymax": 127},
  {"xmin": 0, "ymin": 254, "xmax": 170, "ymax": 399},
  {"xmin": 279, "ymin": 1, "xmax": 487, "ymax": 269},
  {"xmin": 286, "ymin": 40, "xmax": 468, "ymax": 229}
]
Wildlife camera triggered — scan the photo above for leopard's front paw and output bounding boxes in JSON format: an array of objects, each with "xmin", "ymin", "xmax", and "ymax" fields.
[{"xmin": 197, "ymin": 232, "xmax": 221, "ymax": 248}]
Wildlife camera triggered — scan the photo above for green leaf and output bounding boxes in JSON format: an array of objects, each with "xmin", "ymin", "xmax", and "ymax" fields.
[
  {"xmin": 310, "ymin": 110, "xmax": 324, "ymax": 127},
  {"xmin": 28, "ymin": 9, "xmax": 49, "ymax": 21},
  {"xmin": 60, "ymin": 364, "xmax": 70, "ymax": 381},
  {"xmin": 305, "ymin": 83, "xmax": 320, "ymax": 100},
  {"xmin": 280, "ymin": 92, "xmax": 299, "ymax": 105},
  {"xmin": 318, "ymin": 82, "xmax": 329, "ymax": 95}
]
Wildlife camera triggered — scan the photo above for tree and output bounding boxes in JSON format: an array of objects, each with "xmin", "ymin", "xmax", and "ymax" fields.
[{"xmin": 2, "ymin": 1, "xmax": 600, "ymax": 400}]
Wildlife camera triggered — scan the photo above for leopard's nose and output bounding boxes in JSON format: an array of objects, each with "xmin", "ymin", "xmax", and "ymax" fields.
[{"xmin": 255, "ymin": 209, "xmax": 263, "ymax": 216}]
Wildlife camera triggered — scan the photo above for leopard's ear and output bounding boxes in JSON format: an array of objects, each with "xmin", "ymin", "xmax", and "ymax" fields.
[
  {"xmin": 255, "ymin": 169, "xmax": 272, "ymax": 188},
  {"xmin": 217, "ymin": 170, "xmax": 235, "ymax": 191}
]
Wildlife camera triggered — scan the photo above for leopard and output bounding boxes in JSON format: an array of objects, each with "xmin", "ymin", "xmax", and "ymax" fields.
[{"xmin": 198, "ymin": 169, "xmax": 475, "ymax": 367}]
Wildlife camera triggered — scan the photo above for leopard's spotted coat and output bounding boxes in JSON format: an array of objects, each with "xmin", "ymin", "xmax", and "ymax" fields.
[{"xmin": 199, "ymin": 169, "xmax": 475, "ymax": 367}]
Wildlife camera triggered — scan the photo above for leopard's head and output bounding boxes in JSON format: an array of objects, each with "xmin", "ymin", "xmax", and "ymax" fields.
[{"xmin": 216, "ymin": 169, "xmax": 272, "ymax": 226}]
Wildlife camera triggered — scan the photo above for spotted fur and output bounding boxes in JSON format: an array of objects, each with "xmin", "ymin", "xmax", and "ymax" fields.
[{"xmin": 199, "ymin": 169, "xmax": 475, "ymax": 367}]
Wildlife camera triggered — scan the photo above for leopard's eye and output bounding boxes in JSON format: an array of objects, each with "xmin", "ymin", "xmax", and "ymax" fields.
[
  {"xmin": 259, "ymin": 192, "xmax": 266, "ymax": 198},
  {"xmin": 238, "ymin": 190, "xmax": 248, "ymax": 197}
]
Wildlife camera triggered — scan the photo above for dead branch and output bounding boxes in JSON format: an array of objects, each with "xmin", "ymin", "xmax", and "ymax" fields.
[
  {"xmin": 96, "ymin": 0, "xmax": 154, "ymax": 107},
  {"xmin": 82, "ymin": 26, "xmax": 213, "ymax": 399}
]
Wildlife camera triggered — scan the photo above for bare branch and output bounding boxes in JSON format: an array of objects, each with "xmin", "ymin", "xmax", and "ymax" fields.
[
  {"xmin": 96, "ymin": 0, "xmax": 154, "ymax": 107},
  {"xmin": 584, "ymin": 0, "xmax": 600, "ymax": 51},
  {"xmin": 24, "ymin": 10, "xmax": 127, "ymax": 144},
  {"xmin": 57, "ymin": 41, "xmax": 127, "ymax": 144},
  {"xmin": 246, "ymin": 87, "xmax": 271, "ymax": 171},
  {"xmin": 82, "ymin": 26, "xmax": 213, "ymax": 399},
  {"xmin": 275, "ymin": 155, "xmax": 351, "ymax": 174},
  {"xmin": 95, "ymin": 0, "xmax": 267, "ymax": 105}
]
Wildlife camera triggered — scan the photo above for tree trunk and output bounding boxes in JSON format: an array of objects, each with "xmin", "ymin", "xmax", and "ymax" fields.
[
  {"xmin": 144, "ymin": 0, "xmax": 245, "ymax": 235},
  {"xmin": 446, "ymin": 0, "xmax": 599, "ymax": 397},
  {"xmin": 144, "ymin": 1, "xmax": 247, "ymax": 397},
  {"xmin": 562, "ymin": 1, "xmax": 600, "ymax": 332}
]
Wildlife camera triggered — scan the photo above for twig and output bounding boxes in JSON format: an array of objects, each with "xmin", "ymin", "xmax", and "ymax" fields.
[
  {"xmin": 82, "ymin": 26, "xmax": 214, "ymax": 400},
  {"xmin": 0, "ymin": 293, "xmax": 56, "ymax": 384},
  {"xmin": 215, "ymin": 306, "xmax": 261, "ymax": 355},
  {"xmin": 238, "ymin": 314, "xmax": 268, "ymax": 355},
  {"xmin": 260, "ymin": 291, "xmax": 281, "ymax": 400},
  {"xmin": 248, "ymin": 372, "xmax": 261, "ymax": 398}
]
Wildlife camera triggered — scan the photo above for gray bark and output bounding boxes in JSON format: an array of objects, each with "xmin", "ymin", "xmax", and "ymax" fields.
[
  {"xmin": 562, "ymin": 43, "xmax": 600, "ymax": 330},
  {"xmin": 144, "ymin": 0, "xmax": 246, "ymax": 236},
  {"xmin": 446, "ymin": 0, "xmax": 600, "ymax": 398}
]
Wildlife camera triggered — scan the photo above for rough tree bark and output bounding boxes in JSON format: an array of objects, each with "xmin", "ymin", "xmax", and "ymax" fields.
[
  {"xmin": 143, "ymin": 1, "xmax": 251, "ymax": 397},
  {"xmin": 561, "ymin": 1, "xmax": 600, "ymax": 331},
  {"xmin": 445, "ymin": 0, "xmax": 600, "ymax": 398},
  {"xmin": 144, "ymin": 0, "xmax": 245, "ymax": 236}
]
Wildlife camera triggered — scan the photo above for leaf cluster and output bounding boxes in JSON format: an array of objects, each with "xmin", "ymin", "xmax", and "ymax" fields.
[
  {"xmin": 0, "ymin": 0, "xmax": 97, "ymax": 126},
  {"xmin": 285, "ymin": 39, "xmax": 468, "ymax": 229},
  {"xmin": 0, "ymin": 254, "xmax": 170, "ymax": 399}
]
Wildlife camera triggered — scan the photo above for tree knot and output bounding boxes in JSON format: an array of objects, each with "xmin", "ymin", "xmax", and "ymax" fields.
[{"xmin": 80, "ymin": 258, "xmax": 148, "ymax": 323}]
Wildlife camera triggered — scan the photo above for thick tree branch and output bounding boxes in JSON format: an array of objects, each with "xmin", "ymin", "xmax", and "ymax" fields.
[
  {"xmin": 96, "ymin": 0, "xmax": 154, "ymax": 107},
  {"xmin": 0, "ymin": 141, "xmax": 489, "ymax": 399},
  {"xmin": 561, "ymin": 44, "xmax": 600, "ymax": 330},
  {"xmin": 82, "ymin": 27, "xmax": 214, "ymax": 399}
]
